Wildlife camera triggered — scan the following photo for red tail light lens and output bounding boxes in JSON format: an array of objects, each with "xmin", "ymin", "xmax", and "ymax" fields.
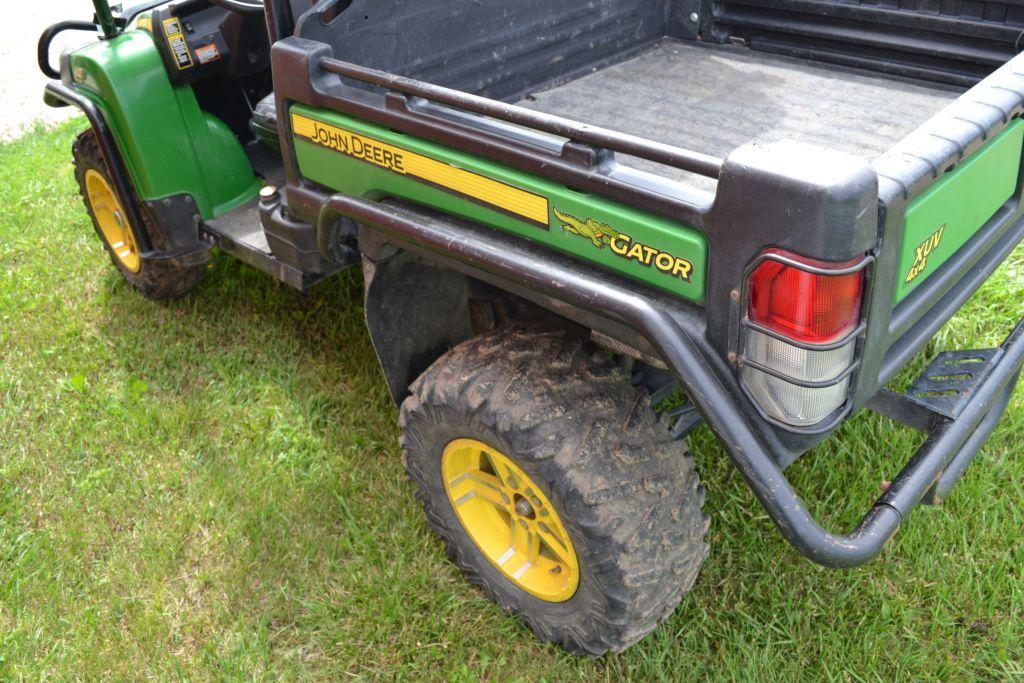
[{"xmin": 748, "ymin": 252, "xmax": 865, "ymax": 344}]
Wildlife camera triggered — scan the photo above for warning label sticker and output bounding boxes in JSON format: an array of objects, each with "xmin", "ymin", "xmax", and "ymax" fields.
[
  {"xmin": 195, "ymin": 43, "xmax": 221, "ymax": 65},
  {"xmin": 162, "ymin": 18, "xmax": 193, "ymax": 70}
]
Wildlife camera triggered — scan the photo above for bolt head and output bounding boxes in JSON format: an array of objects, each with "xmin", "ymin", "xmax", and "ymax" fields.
[
  {"xmin": 259, "ymin": 185, "xmax": 278, "ymax": 199},
  {"xmin": 689, "ymin": 12, "xmax": 699, "ymax": 22},
  {"xmin": 514, "ymin": 496, "xmax": 536, "ymax": 519}
]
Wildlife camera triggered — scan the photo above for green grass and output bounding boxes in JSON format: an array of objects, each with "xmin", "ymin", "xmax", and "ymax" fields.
[{"xmin": 1, "ymin": 120, "xmax": 1022, "ymax": 680}]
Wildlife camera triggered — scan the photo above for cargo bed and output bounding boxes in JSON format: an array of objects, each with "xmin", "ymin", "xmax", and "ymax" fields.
[{"xmin": 520, "ymin": 40, "xmax": 961, "ymax": 189}]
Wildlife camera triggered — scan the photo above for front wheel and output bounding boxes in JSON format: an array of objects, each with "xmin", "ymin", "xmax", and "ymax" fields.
[
  {"xmin": 72, "ymin": 129, "xmax": 206, "ymax": 300},
  {"xmin": 399, "ymin": 326, "xmax": 710, "ymax": 655}
]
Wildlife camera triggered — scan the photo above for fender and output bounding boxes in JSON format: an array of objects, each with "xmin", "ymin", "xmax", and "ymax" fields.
[{"xmin": 64, "ymin": 28, "xmax": 258, "ymax": 219}]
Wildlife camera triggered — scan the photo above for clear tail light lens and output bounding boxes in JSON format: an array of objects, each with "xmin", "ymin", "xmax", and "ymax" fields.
[
  {"xmin": 740, "ymin": 250, "xmax": 867, "ymax": 428},
  {"xmin": 744, "ymin": 329, "xmax": 855, "ymax": 383},
  {"xmin": 743, "ymin": 368, "xmax": 852, "ymax": 426}
]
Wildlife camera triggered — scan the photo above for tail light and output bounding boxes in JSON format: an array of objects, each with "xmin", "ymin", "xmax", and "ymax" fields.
[{"xmin": 740, "ymin": 250, "xmax": 869, "ymax": 427}]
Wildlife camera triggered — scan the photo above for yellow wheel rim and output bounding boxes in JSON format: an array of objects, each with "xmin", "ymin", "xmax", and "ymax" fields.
[
  {"xmin": 84, "ymin": 169, "xmax": 141, "ymax": 273},
  {"xmin": 442, "ymin": 438, "xmax": 580, "ymax": 602}
]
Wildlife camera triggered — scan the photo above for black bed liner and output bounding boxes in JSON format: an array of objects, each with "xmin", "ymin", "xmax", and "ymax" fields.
[
  {"xmin": 292, "ymin": 0, "xmax": 1023, "ymax": 105},
  {"xmin": 519, "ymin": 40, "xmax": 960, "ymax": 189},
  {"xmin": 707, "ymin": 0, "xmax": 1024, "ymax": 88},
  {"xmin": 253, "ymin": 38, "xmax": 960, "ymax": 191}
]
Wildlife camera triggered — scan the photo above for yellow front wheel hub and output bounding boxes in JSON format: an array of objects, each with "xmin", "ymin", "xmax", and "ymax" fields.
[
  {"xmin": 442, "ymin": 438, "xmax": 580, "ymax": 602},
  {"xmin": 84, "ymin": 169, "xmax": 141, "ymax": 273}
]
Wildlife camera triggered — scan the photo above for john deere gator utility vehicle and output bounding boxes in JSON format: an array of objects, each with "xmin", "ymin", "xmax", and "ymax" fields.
[{"xmin": 40, "ymin": 0, "xmax": 1024, "ymax": 654}]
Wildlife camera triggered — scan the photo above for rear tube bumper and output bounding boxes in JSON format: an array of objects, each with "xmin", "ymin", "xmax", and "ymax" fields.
[{"xmin": 321, "ymin": 193, "xmax": 1024, "ymax": 569}]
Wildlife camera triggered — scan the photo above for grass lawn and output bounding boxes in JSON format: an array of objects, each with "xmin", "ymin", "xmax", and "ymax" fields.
[{"xmin": 1, "ymin": 120, "xmax": 1023, "ymax": 680}]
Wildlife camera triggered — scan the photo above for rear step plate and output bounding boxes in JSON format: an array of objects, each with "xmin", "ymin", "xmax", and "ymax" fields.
[{"xmin": 906, "ymin": 348, "xmax": 1001, "ymax": 420}]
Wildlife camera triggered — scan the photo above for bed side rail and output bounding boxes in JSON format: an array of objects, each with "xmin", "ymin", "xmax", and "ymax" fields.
[
  {"xmin": 316, "ymin": 57, "xmax": 725, "ymax": 180},
  {"xmin": 703, "ymin": 0, "xmax": 1024, "ymax": 87},
  {"xmin": 271, "ymin": 37, "xmax": 721, "ymax": 234},
  {"xmin": 874, "ymin": 52, "xmax": 1024, "ymax": 204}
]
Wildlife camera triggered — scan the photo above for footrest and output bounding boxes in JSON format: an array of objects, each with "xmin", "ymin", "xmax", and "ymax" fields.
[{"xmin": 906, "ymin": 348, "xmax": 1000, "ymax": 419}]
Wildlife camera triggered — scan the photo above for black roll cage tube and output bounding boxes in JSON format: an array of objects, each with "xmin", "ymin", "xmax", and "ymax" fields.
[
  {"xmin": 44, "ymin": 81, "xmax": 212, "ymax": 263},
  {"xmin": 320, "ymin": 194, "xmax": 1024, "ymax": 569},
  {"xmin": 38, "ymin": 21, "xmax": 97, "ymax": 79},
  {"xmin": 37, "ymin": 1, "xmax": 175, "ymax": 78}
]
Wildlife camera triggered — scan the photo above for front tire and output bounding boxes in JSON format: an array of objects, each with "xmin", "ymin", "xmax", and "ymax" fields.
[
  {"xmin": 72, "ymin": 129, "xmax": 206, "ymax": 300},
  {"xmin": 400, "ymin": 326, "xmax": 709, "ymax": 655}
]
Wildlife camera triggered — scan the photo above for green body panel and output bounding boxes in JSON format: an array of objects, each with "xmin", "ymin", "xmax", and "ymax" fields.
[
  {"xmin": 895, "ymin": 119, "xmax": 1024, "ymax": 302},
  {"xmin": 69, "ymin": 30, "xmax": 258, "ymax": 219},
  {"xmin": 290, "ymin": 106, "xmax": 707, "ymax": 302}
]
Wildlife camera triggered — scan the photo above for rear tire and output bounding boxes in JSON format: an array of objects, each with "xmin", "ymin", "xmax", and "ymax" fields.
[
  {"xmin": 400, "ymin": 326, "xmax": 709, "ymax": 655},
  {"xmin": 72, "ymin": 129, "xmax": 206, "ymax": 300}
]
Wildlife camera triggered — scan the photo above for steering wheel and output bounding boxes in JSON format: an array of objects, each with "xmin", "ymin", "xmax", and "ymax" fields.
[{"xmin": 207, "ymin": 0, "xmax": 265, "ymax": 14}]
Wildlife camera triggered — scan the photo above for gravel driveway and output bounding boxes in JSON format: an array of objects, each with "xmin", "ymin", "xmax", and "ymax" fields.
[{"xmin": 1, "ymin": 0, "xmax": 97, "ymax": 140}]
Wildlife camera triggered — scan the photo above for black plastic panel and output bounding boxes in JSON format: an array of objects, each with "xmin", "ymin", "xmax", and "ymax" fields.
[
  {"xmin": 704, "ymin": 0, "xmax": 1024, "ymax": 86},
  {"xmin": 293, "ymin": 0, "xmax": 669, "ymax": 101}
]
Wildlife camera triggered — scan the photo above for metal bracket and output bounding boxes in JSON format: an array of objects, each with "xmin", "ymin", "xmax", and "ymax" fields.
[
  {"xmin": 666, "ymin": 403, "xmax": 703, "ymax": 440},
  {"xmin": 672, "ymin": 0, "xmax": 702, "ymax": 40},
  {"xmin": 906, "ymin": 349, "xmax": 1000, "ymax": 420},
  {"xmin": 630, "ymin": 366, "xmax": 704, "ymax": 440},
  {"xmin": 868, "ymin": 348, "xmax": 1003, "ymax": 433},
  {"xmin": 866, "ymin": 346, "xmax": 1010, "ymax": 506}
]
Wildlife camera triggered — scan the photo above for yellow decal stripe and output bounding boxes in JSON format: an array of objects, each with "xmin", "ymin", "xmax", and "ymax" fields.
[{"xmin": 292, "ymin": 113, "xmax": 550, "ymax": 226}]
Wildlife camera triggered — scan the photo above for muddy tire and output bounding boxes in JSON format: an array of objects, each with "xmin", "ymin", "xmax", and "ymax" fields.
[
  {"xmin": 72, "ymin": 129, "xmax": 206, "ymax": 300},
  {"xmin": 399, "ymin": 326, "xmax": 709, "ymax": 655}
]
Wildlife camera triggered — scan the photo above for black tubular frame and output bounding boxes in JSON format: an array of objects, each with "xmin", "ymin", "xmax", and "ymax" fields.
[
  {"xmin": 37, "ymin": 21, "xmax": 97, "ymax": 79},
  {"xmin": 45, "ymin": 80, "xmax": 213, "ymax": 265},
  {"xmin": 320, "ymin": 194, "xmax": 1024, "ymax": 569}
]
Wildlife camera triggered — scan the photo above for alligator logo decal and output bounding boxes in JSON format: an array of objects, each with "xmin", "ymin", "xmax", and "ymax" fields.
[
  {"xmin": 553, "ymin": 209, "xmax": 622, "ymax": 248},
  {"xmin": 553, "ymin": 208, "xmax": 694, "ymax": 283}
]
